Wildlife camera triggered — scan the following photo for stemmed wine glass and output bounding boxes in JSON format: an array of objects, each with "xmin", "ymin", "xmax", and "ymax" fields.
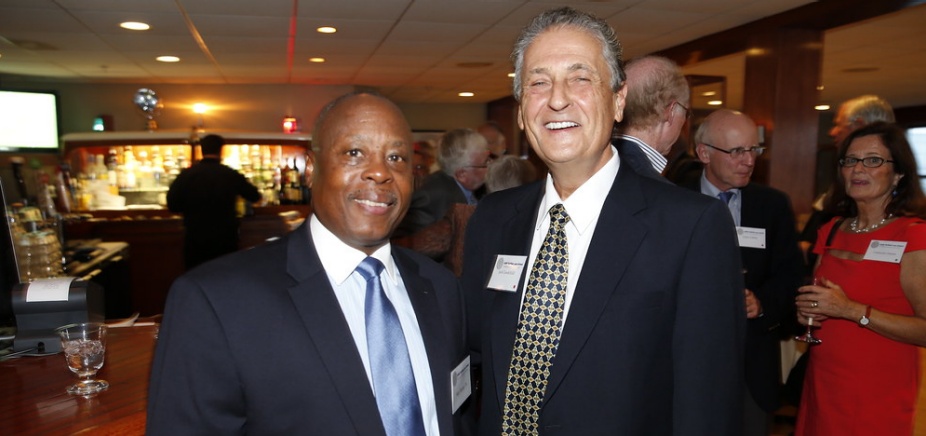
[
  {"xmin": 56, "ymin": 322, "xmax": 109, "ymax": 396},
  {"xmin": 795, "ymin": 278, "xmax": 823, "ymax": 344}
]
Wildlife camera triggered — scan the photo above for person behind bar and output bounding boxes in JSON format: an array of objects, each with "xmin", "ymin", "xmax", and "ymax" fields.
[
  {"xmin": 167, "ymin": 133, "xmax": 261, "ymax": 270},
  {"xmin": 461, "ymin": 7, "xmax": 744, "ymax": 435},
  {"xmin": 148, "ymin": 92, "xmax": 471, "ymax": 435}
]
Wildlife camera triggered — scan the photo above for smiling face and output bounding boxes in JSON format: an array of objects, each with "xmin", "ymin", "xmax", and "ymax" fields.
[
  {"xmin": 306, "ymin": 94, "xmax": 414, "ymax": 254},
  {"xmin": 517, "ymin": 25, "xmax": 625, "ymax": 181},
  {"xmin": 841, "ymin": 134, "xmax": 903, "ymax": 208}
]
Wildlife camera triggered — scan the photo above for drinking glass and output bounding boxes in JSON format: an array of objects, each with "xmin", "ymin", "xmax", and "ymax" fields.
[
  {"xmin": 795, "ymin": 278, "xmax": 822, "ymax": 345},
  {"xmin": 56, "ymin": 322, "xmax": 109, "ymax": 396}
]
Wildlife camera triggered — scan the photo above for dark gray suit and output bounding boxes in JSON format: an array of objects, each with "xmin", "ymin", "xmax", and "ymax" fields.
[
  {"xmin": 463, "ymin": 161, "xmax": 746, "ymax": 435},
  {"xmin": 147, "ymin": 221, "xmax": 470, "ymax": 435}
]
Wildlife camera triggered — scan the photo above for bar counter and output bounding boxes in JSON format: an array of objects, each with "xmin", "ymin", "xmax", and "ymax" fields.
[{"xmin": 0, "ymin": 324, "xmax": 158, "ymax": 435}]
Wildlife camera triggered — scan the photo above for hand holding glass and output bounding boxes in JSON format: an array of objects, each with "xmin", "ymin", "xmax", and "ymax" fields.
[
  {"xmin": 795, "ymin": 278, "xmax": 822, "ymax": 344},
  {"xmin": 56, "ymin": 322, "xmax": 109, "ymax": 396}
]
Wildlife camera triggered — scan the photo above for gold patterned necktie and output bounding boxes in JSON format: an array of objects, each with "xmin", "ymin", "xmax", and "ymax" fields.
[{"xmin": 502, "ymin": 203, "xmax": 570, "ymax": 435}]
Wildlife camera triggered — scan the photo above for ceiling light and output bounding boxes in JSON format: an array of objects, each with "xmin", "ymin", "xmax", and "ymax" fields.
[
  {"xmin": 193, "ymin": 103, "xmax": 208, "ymax": 114},
  {"xmin": 156, "ymin": 56, "xmax": 180, "ymax": 63},
  {"xmin": 317, "ymin": 27, "xmax": 337, "ymax": 34},
  {"xmin": 120, "ymin": 21, "xmax": 150, "ymax": 31},
  {"xmin": 707, "ymin": 100, "xmax": 723, "ymax": 106},
  {"xmin": 815, "ymin": 104, "xmax": 831, "ymax": 111},
  {"xmin": 816, "ymin": 85, "xmax": 825, "ymax": 91},
  {"xmin": 458, "ymin": 92, "xmax": 475, "ymax": 97},
  {"xmin": 507, "ymin": 73, "xmax": 515, "ymax": 78},
  {"xmin": 701, "ymin": 91, "xmax": 716, "ymax": 97},
  {"xmin": 309, "ymin": 57, "xmax": 325, "ymax": 63}
]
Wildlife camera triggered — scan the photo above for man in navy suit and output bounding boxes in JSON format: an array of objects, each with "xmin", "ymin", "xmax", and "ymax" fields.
[
  {"xmin": 613, "ymin": 55, "xmax": 690, "ymax": 181},
  {"xmin": 462, "ymin": 7, "xmax": 745, "ymax": 435},
  {"xmin": 148, "ymin": 92, "xmax": 471, "ymax": 435},
  {"xmin": 686, "ymin": 109, "xmax": 804, "ymax": 436}
]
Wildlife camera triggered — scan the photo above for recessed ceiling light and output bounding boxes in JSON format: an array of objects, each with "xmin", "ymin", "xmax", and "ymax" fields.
[
  {"xmin": 120, "ymin": 21, "xmax": 150, "ymax": 31},
  {"xmin": 701, "ymin": 91, "xmax": 716, "ymax": 97},
  {"xmin": 156, "ymin": 56, "xmax": 180, "ymax": 63},
  {"xmin": 317, "ymin": 27, "xmax": 337, "ymax": 34},
  {"xmin": 816, "ymin": 85, "xmax": 825, "ymax": 91},
  {"xmin": 193, "ymin": 103, "xmax": 208, "ymax": 114},
  {"xmin": 458, "ymin": 92, "xmax": 475, "ymax": 97},
  {"xmin": 708, "ymin": 100, "xmax": 723, "ymax": 106},
  {"xmin": 815, "ymin": 104, "xmax": 831, "ymax": 111},
  {"xmin": 309, "ymin": 57, "xmax": 325, "ymax": 63},
  {"xmin": 507, "ymin": 73, "xmax": 515, "ymax": 78}
]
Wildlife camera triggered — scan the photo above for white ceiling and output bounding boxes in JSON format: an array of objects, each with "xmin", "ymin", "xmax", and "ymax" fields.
[{"xmin": 0, "ymin": 0, "xmax": 923, "ymax": 110}]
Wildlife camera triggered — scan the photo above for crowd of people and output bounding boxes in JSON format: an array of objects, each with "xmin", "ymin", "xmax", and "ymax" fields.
[{"xmin": 146, "ymin": 6, "xmax": 926, "ymax": 436}]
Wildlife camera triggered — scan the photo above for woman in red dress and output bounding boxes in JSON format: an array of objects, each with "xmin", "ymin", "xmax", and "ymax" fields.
[{"xmin": 795, "ymin": 122, "xmax": 926, "ymax": 435}]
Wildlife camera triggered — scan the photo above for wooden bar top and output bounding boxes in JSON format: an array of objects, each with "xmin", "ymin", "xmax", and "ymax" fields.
[{"xmin": 0, "ymin": 324, "xmax": 158, "ymax": 435}]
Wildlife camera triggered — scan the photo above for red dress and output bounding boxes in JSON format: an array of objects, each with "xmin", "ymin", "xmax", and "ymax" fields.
[{"xmin": 796, "ymin": 216, "xmax": 926, "ymax": 435}]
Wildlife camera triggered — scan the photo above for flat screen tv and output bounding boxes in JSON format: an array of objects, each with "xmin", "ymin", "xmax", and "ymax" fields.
[{"xmin": 0, "ymin": 89, "xmax": 61, "ymax": 152}]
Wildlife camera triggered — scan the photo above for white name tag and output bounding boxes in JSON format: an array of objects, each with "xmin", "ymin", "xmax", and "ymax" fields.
[
  {"xmin": 450, "ymin": 355, "xmax": 471, "ymax": 413},
  {"xmin": 863, "ymin": 240, "xmax": 907, "ymax": 263},
  {"xmin": 486, "ymin": 255, "xmax": 527, "ymax": 292},
  {"xmin": 736, "ymin": 226, "xmax": 766, "ymax": 249}
]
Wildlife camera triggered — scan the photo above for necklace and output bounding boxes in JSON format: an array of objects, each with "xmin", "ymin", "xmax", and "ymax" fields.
[{"xmin": 849, "ymin": 214, "xmax": 893, "ymax": 233}]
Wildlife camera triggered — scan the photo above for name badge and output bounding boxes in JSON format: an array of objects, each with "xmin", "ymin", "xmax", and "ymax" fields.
[
  {"xmin": 451, "ymin": 355, "xmax": 471, "ymax": 413},
  {"xmin": 863, "ymin": 240, "xmax": 906, "ymax": 263},
  {"xmin": 486, "ymin": 255, "xmax": 527, "ymax": 292},
  {"xmin": 736, "ymin": 226, "xmax": 766, "ymax": 249}
]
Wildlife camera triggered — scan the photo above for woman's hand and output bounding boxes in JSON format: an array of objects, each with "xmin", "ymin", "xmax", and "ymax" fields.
[{"xmin": 796, "ymin": 277, "xmax": 859, "ymax": 324}]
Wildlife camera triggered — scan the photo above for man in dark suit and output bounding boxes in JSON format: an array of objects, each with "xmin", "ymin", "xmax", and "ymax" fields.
[
  {"xmin": 613, "ymin": 55, "xmax": 690, "ymax": 181},
  {"xmin": 686, "ymin": 109, "xmax": 804, "ymax": 436},
  {"xmin": 461, "ymin": 7, "xmax": 745, "ymax": 435},
  {"xmin": 148, "ymin": 92, "xmax": 471, "ymax": 435},
  {"xmin": 398, "ymin": 128, "xmax": 491, "ymax": 237}
]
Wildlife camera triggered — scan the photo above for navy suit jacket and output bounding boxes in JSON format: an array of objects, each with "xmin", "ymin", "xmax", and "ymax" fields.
[
  {"xmin": 147, "ymin": 221, "xmax": 470, "ymax": 435},
  {"xmin": 613, "ymin": 136, "xmax": 667, "ymax": 183},
  {"xmin": 399, "ymin": 171, "xmax": 469, "ymax": 236},
  {"xmin": 683, "ymin": 179, "xmax": 804, "ymax": 412},
  {"xmin": 462, "ymin": 161, "xmax": 746, "ymax": 435}
]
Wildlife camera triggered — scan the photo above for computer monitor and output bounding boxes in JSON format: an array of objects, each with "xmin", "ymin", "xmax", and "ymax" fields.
[{"xmin": 0, "ymin": 178, "xmax": 21, "ymax": 326}]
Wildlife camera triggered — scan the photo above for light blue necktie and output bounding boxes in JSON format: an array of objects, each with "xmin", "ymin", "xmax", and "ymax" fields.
[
  {"xmin": 718, "ymin": 190, "xmax": 734, "ymax": 205},
  {"xmin": 356, "ymin": 257, "xmax": 426, "ymax": 436}
]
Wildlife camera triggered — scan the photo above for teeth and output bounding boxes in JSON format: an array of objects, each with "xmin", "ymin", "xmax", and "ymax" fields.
[
  {"xmin": 356, "ymin": 199, "xmax": 388, "ymax": 207},
  {"xmin": 546, "ymin": 121, "xmax": 579, "ymax": 130}
]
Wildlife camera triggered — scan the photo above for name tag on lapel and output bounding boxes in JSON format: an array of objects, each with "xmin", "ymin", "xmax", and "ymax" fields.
[
  {"xmin": 863, "ymin": 240, "xmax": 906, "ymax": 263},
  {"xmin": 451, "ymin": 355, "xmax": 471, "ymax": 413},
  {"xmin": 486, "ymin": 255, "xmax": 527, "ymax": 292},
  {"xmin": 736, "ymin": 226, "xmax": 766, "ymax": 249}
]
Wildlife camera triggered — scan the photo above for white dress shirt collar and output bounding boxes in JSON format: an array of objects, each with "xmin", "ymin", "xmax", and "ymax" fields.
[
  {"xmin": 616, "ymin": 134, "xmax": 668, "ymax": 173},
  {"xmin": 536, "ymin": 145, "xmax": 620, "ymax": 236},
  {"xmin": 309, "ymin": 214, "xmax": 398, "ymax": 285}
]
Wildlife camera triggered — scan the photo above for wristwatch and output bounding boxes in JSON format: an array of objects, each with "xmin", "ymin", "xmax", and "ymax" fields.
[{"xmin": 859, "ymin": 305, "xmax": 872, "ymax": 327}]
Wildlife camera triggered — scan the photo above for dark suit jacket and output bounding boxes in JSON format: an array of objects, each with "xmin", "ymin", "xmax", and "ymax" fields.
[
  {"xmin": 613, "ymin": 136, "xmax": 667, "ymax": 183},
  {"xmin": 682, "ymin": 179, "xmax": 804, "ymax": 413},
  {"xmin": 147, "ymin": 222, "xmax": 470, "ymax": 435},
  {"xmin": 399, "ymin": 171, "xmax": 469, "ymax": 236},
  {"xmin": 462, "ymin": 162, "xmax": 746, "ymax": 435}
]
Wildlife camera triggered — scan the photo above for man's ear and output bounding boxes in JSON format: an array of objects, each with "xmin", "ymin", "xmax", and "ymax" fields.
[
  {"xmin": 613, "ymin": 85, "xmax": 628, "ymax": 123},
  {"xmin": 695, "ymin": 144, "xmax": 710, "ymax": 164},
  {"xmin": 304, "ymin": 151, "xmax": 315, "ymax": 188}
]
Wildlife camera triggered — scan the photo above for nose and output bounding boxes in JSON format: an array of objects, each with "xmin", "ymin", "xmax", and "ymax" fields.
[
  {"xmin": 548, "ymin": 80, "xmax": 571, "ymax": 111},
  {"xmin": 362, "ymin": 155, "xmax": 393, "ymax": 184}
]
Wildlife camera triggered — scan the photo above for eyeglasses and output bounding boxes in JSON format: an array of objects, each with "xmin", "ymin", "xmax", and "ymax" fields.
[
  {"xmin": 702, "ymin": 143, "xmax": 766, "ymax": 159},
  {"xmin": 838, "ymin": 156, "xmax": 894, "ymax": 168},
  {"xmin": 672, "ymin": 101, "xmax": 691, "ymax": 119}
]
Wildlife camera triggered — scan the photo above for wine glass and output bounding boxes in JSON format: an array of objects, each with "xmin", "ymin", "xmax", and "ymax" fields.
[
  {"xmin": 795, "ymin": 278, "xmax": 822, "ymax": 345},
  {"xmin": 56, "ymin": 322, "xmax": 109, "ymax": 396}
]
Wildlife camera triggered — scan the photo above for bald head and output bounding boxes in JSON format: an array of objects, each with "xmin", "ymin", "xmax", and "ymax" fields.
[
  {"xmin": 694, "ymin": 109, "xmax": 761, "ymax": 191},
  {"xmin": 619, "ymin": 55, "xmax": 690, "ymax": 154}
]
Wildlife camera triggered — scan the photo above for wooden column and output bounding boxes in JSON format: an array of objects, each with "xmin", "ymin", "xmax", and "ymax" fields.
[{"xmin": 742, "ymin": 28, "xmax": 823, "ymax": 217}]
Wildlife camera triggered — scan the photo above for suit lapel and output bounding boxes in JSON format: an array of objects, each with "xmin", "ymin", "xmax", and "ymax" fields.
[
  {"xmin": 543, "ymin": 165, "xmax": 649, "ymax": 401},
  {"xmin": 489, "ymin": 183, "xmax": 544, "ymax": 409},
  {"xmin": 284, "ymin": 223, "xmax": 385, "ymax": 436},
  {"xmin": 393, "ymin": 248, "xmax": 455, "ymax": 436}
]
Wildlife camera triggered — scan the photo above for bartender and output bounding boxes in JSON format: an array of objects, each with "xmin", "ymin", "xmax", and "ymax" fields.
[{"xmin": 167, "ymin": 134, "xmax": 261, "ymax": 270}]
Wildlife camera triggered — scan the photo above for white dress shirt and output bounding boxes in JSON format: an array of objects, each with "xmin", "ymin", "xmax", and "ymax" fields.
[
  {"xmin": 522, "ymin": 146, "xmax": 620, "ymax": 323},
  {"xmin": 310, "ymin": 216, "xmax": 439, "ymax": 436}
]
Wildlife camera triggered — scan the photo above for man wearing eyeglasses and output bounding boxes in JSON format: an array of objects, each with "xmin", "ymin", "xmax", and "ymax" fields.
[
  {"xmin": 613, "ymin": 55, "xmax": 690, "ymax": 181},
  {"xmin": 687, "ymin": 109, "xmax": 805, "ymax": 436}
]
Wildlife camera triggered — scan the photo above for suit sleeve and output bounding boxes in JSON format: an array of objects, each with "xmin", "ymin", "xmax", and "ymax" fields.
[
  {"xmin": 750, "ymin": 192, "xmax": 804, "ymax": 336},
  {"xmin": 673, "ymin": 200, "xmax": 746, "ymax": 435},
  {"xmin": 147, "ymin": 276, "xmax": 246, "ymax": 435}
]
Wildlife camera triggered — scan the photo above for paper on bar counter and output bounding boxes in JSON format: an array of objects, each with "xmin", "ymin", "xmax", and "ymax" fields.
[{"xmin": 24, "ymin": 277, "xmax": 76, "ymax": 302}]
